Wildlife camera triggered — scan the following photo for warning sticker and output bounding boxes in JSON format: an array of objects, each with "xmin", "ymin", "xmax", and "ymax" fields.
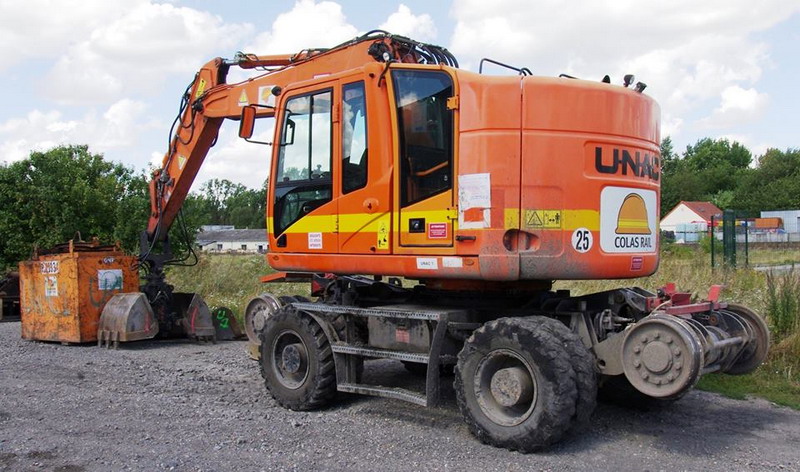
[
  {"xmin": 177, "ymin": 154, "xmax": 187, "ymax": 170},
  {"xmin": 98, "ymin": 270, "xmax": 124, "ymax": 291},
  {"xmin": 238, "ymin": 90, "xmax": 249, "ymax": 107},
  {"xmin": 45, "ymin": 276, "xmax": 58, "ymax": 297},
  {"xmin": 195, "ymin": 78, "xmax": 207, "ymax": 99},
  {"xmin": 600, "ymin": 187, "xmax": 657, "ymax": 253},
  {"xmin": 308, "ymin": 232, "xmax": 323, "ymax": 250},
  {"xmin": 630, "ymin": 256, "xmax": 644, "ymax": 271},
  {"xmin": 377, "ymin": 220, "xmax": 389, "ymax": 249},
  {"xmin": 258, "ymin": 85, "xmax": 277, "ymax": 107},
  {"xmin": 40, "ymin": 261, "xmax": 59, "ymax": 274},
  {"xmin": 524, "ymin": 210, "xmax": 562, "ymax": 229},
  {"xmin": 428, "ymin": 222, "xmax": 448, "ymax": 239}
]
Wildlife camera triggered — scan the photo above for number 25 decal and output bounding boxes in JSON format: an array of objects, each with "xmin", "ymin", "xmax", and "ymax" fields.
[{"xmin": 571, "ymin": 228, "xmax": 593, "ymax": 253}]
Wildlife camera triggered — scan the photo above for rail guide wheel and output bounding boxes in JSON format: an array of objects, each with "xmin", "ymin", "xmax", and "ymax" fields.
[{"xmin": 621, "ymin": 315, "xmax": 704, "ymax": 399}]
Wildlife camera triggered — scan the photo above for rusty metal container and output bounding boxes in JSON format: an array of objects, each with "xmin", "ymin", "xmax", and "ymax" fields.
[{"xmin": 19, "ymin": 240, "xmax": 138, "ymax": 343}]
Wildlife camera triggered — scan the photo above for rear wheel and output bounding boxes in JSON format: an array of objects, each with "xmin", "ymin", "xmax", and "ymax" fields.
[
  {"xmin": 260, "ymin": 306, "xmax": 336, "ymax": 410},
  {"xmin": 534, "ymin": 317, "xmax": 597, "ymax": 432},
  {"xmin": 455, "ymin": 317, "xmax": 577, "ymax": 452}
]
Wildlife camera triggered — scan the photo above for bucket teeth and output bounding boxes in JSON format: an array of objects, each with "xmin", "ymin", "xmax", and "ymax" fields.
[{"xmin": 96, "ymin": 293, "xmax": 159, "ymax": 348}]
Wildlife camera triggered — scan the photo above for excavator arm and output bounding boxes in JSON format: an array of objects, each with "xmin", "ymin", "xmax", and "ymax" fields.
[{"xmin": 145, "ymin": 31, "xmax": 458, "ymax": 245}]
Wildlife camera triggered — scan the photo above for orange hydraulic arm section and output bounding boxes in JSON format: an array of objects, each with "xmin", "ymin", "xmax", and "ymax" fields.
[{"xmin": 145, "ymin": 31, "xmax": 455, "ymax": 243}]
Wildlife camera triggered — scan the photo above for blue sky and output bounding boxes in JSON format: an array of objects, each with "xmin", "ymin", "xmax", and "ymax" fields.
[{"xmin": 1, "ymin": 0, "xmax": 798, "ymax": 189}]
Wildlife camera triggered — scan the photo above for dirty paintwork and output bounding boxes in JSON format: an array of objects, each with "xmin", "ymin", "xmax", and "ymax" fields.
[{"xmin": 19, "ymin": 242, "xmax": 138, "ymax": 343}]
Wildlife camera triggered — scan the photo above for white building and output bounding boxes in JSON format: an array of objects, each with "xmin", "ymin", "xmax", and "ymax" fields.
[
  {"xmin": 196, "ymin": 229, "xmax": 268, "ymax": 253},
  {"xmin": 660, "ymin": 201, "xmax": 723, "ymax": 233},
  {"xmin": 761, "ymin": 210, "xmax": 800, "ymax": 233}
]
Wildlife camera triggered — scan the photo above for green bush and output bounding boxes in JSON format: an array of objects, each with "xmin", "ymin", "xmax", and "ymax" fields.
[{"xmin": 765, "ymin": 269, "xmax": 800, "ymax": 339}]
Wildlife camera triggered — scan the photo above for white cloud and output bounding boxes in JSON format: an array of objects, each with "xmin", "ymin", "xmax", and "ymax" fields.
[
  {"xmin": 0, "ymin": 0, "xmax": 142, "ymax": 71},
  {"xmin": 42, "ymin": 2, "xmax": 252, "ymax": 105},
  {"xmin": 698, "ymin": 86, "xmax": 769, "ymax": 129},
  {"xmin": 449, "ymin": 0, "xmax": 800, "ymax": 143},
  {"xmin": 379, "ymin": 4, "xmax": 437, "ymax": 42},
  {"xmin": 0, "ymin": 100, "xmax": 158, "ymax": 164},
  {"xmin": 246, "ymin": 0, "xmax": 358, "ymax": 54}
]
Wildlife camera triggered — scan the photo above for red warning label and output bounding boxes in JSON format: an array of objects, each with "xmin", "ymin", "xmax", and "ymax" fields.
[
  {"xmin": 630, "ymin": 256, "xmax": 644, "ymax": 271},
  {"xmin": 428, "ymin": 223, "xmax": 448, "ymax": 239}
]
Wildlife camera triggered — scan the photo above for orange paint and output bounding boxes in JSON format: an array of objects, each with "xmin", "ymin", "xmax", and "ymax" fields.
[{"xmin": 19, "ymin": 243, "xmax": 138, "ymax": 343}]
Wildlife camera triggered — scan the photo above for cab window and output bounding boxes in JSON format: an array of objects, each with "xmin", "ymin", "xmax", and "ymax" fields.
[
  {"xmin": 274, "ymin": 90, "xmax": 332, "ymax": 235},
  {"xmin": 392, "ymin": 71, "xmax": 453, "ymax": 207},
  {"xmin": 342, "ymin": 81, "xmax": 368, "ymax": 194}
]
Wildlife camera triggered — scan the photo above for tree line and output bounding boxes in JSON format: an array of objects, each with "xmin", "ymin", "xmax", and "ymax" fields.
[
  {"xmin": 0, "ymin": 140, "xmax": 797, "ymax": 269},
  {"xmin": 0, "ymin": 146, "xmax": 265, "ymax": 270},
  {"xmin": 660, "ymin": 137, "xmax": 800, "ymax": 217}
]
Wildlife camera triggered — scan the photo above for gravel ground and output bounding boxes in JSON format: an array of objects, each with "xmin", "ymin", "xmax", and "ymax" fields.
[{"xmin": 1, "ymin": 320, "xmax": 799, "ymax": 472}]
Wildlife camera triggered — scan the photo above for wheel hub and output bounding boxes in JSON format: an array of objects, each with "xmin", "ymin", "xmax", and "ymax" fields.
[
  {"xmin": 622, "ymin": 315, "xmax": 703, "ymax": 398},
  {"xmin": 474, "ymin": 349, "xmax": 538, "ymax": 427},
  {"xmin": 282, "ymin": 343, "xmax": 303, "ymax": 373},
  {"xmin": 490, "ymin": 367, "xmax": 534, "ymax": 407},
  {"xmin": 271, "ymin": 330, "xmax": 310, "ymax": 390}
]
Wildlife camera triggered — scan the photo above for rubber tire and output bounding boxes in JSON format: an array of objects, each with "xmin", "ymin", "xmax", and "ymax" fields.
[
  {"xmin": 455, "ymin": 317, "xmax": 578, "ymax": 452},
  {"xmin": 597, "ymin": 375, "xmax": 685, "ymax": 410},
  {"xmin": 260, "ymin": 306, "xmax": 337, "ymax": 411},
  {"xmin": 329, "ymin": 312, "xmax": 364, "ymax": 382},
  {"xmin": 532, "ymin": 317, "xmax": 597, "ymax": 432}
]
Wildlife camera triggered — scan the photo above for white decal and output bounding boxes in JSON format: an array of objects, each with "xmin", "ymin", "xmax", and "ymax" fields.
[
  {"xmin": 45, "ymin": 276, "xmax": 58, "ymax": 297},
  {"xmin": 600, "ymin": 187, "xmax": 658, "ymax": 253},
  {"xmin": 571, "ymin": 228, "xmax": 594, "ymax": 253},
  {"xmin": 442, "ymin": 257, "xmax": 463, "ymax": 268},
  {"xmin": 416, "ymin": 258, "xmax": 439, "ymax": 270},
  {"xmin": 458, "ymin": 173, "xmax": 491, "ymax": 229},
  {"xmin": 40, "ymin": 261, "xmax": 59, "ymax": 274},
  {"xmin": 98, "ymin": 269, "xmax": 124, "ymax": 291},
  {"xmin": 258, "ymin": 86, "xmax": 277, "ymax": 107},
  {"xmin": 308, "ymin": 232, "xmax": 323, "ymax": 250}
]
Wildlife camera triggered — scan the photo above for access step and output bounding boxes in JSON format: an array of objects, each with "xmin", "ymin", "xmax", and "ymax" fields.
[
  {"xmin": 337, "ymin": 382, "xmax": 428, "ymax": 406},
  {"xmin": 292, "ymin": 302, "xmax": 461, "ymax": 321},
  {"xmin": 331, "ymin": 343, "xmax": 428, "ymax": 363}
]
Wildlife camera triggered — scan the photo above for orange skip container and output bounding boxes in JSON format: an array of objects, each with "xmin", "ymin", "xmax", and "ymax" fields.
[{"xmin": 19, "ymin": 240, "xmax": 138, "ymax": 343}]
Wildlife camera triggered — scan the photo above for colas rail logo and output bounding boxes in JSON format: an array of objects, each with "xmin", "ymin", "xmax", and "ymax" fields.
[{"xmin": 614, "ymin": 193, "xmax": 652, "ymax": 249}]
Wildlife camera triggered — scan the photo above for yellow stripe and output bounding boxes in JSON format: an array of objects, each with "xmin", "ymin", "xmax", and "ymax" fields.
[
  {"xmin": 562, "ymin": 209, "xmax": 600, "ymax": 231},
  {"xmin": 270, "ymin": 208, "xmax": 600, "ymax": 234}
]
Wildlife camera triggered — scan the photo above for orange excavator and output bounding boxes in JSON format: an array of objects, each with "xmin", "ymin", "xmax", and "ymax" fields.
[{"xmin": 106, "ymin": 31, "xmax": 769, "ymax": 451}]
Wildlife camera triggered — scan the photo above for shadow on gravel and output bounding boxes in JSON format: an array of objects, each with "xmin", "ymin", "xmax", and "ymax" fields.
[
  {"xmin": 563, "ymin": 393, "xmax": 796, "ymax": 457},
  {"xmin": 345, "ymin": 359, "xmax": 795, "ymax": 457}
]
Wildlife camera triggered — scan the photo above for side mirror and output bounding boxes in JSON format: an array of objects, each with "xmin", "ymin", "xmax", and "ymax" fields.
[{"xmin": 239, "ymin": 105, "xmax": 257, "ymax": 139}]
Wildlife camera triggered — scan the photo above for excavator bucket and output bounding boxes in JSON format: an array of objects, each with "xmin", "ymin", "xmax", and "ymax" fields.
[
  {"xmin": 97, "ymin": 293, "xmax": 159, "ymax": 349},
  {"xmin": 172, "ymin": 292, "xmax": 217, "ymax": 342}
]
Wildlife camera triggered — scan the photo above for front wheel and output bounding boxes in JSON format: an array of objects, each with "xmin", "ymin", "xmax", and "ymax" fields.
[
  {"xmin": 454, "ymin": 318, "xmax": 577, "ymax": 452},
  {"xmin": 260, "ymin": 306, "xmax": 336, "ymax": 411}
]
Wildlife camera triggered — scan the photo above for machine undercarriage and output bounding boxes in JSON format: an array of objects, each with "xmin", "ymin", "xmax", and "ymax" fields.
[{"xmin": 245, "ymin": 275, "xmax": 769, "ymax": 452}]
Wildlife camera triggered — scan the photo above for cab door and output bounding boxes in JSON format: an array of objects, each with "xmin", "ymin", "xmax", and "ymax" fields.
[
  {"xmin": 390, "ymin": 69, "xmax": 456, "ymax": 251},
  {"xmin": 336, "ymin": 77, "xmax": 392, "ymax": 254},
  {"xmin": 269, "ymin": 84, "xmax": 338, "ymax": 254}
]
